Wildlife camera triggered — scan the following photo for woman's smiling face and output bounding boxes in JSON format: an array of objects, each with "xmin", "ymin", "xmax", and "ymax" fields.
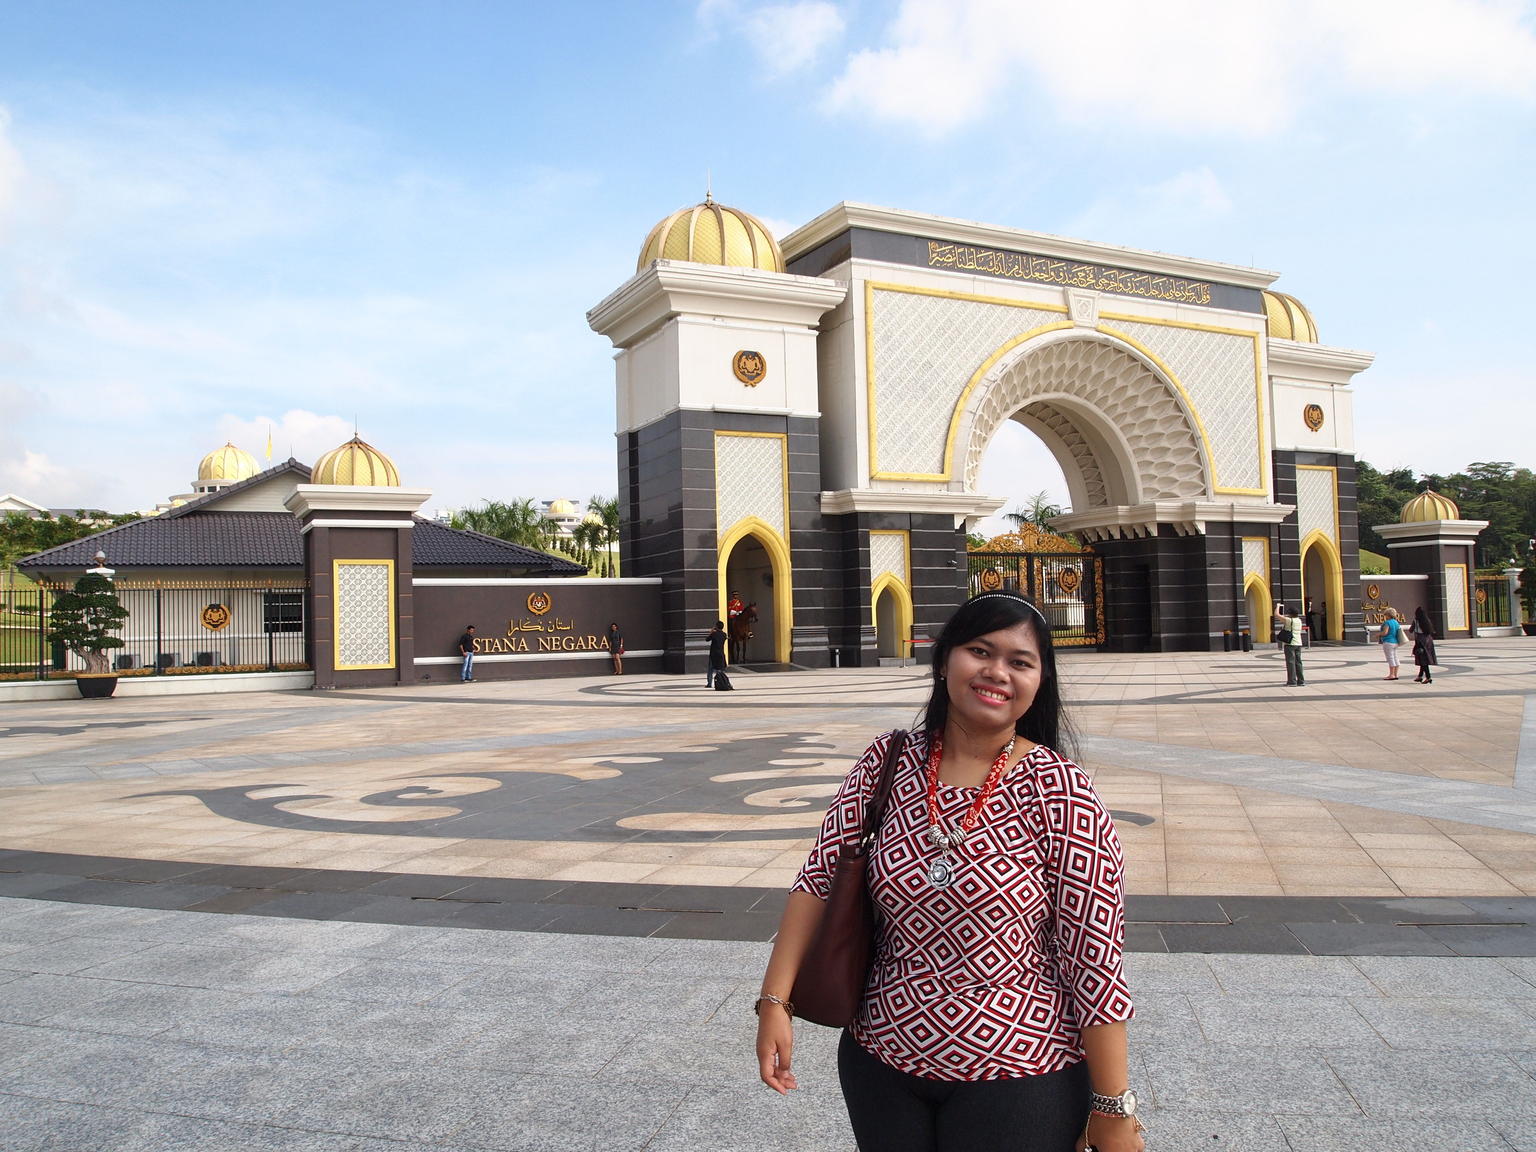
[{"xmin": 942, "ymin": 620, "xmax": 1044, "ymax": 732}]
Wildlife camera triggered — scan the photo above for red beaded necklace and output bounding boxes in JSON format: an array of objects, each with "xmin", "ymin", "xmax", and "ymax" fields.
[{"xmin": 924, "ymin": 732, "xmax": 1017, "ymax": 853}]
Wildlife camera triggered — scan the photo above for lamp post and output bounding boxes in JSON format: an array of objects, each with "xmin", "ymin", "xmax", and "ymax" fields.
[{"xmin": 87, "ymin": 550, "xmax": 116, "ymax": 581}]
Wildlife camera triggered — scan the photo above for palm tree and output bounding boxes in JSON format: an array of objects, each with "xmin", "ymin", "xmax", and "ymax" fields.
[
  {"xmin": 587, "ymin": 494, "xmax": 620, "ymax": 577},
  {"xmin": 1004, "ymin": 490, "xmax": 1064, "ymax": 530},
  {"xmin": 450, "ymin": 499, "xmax": 550, "ymax": 552}
]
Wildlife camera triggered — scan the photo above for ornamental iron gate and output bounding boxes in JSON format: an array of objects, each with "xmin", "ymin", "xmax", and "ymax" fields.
[
  {"xmin": 966, "ymin": 548, "xmax": 1105, "ymax": 648},
  {"xmin": 1, "ymin": 580, "xmax": 309, "ymax": 682}
]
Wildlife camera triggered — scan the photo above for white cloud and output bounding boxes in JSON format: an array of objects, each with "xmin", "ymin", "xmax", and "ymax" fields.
[
  {"xmin": 1065, "ymin": 167, "xmax": 1234, "ymax": 248},
  {"xmin": 697, "ymin": 1, "xmax": 845, "ymax": 76},
  {"xmin": 824, "ymin": 0, "xmax": 1536, "ymax": 136},
  {"xmin": 215, "ymin": 410, "xmax": 355, "ymax": 468}
]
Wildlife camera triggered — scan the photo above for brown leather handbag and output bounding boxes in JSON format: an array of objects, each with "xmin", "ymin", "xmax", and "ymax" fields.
[{"xmin": 790, "ymin": 730, "xmax": 907, "ymax": 1028}]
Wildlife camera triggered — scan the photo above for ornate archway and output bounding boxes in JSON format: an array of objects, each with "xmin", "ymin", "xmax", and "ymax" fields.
[
  {"xmin": 1299, "ymin": 530, "xmax": 1344, "ymax": 643},
  {"xmin": 954, "ymin": 330, "xmax": 1211, "ymax": 511},
  {"xmin": 718, "ymin": 517, "xmax": 793, "ymax": 663}
]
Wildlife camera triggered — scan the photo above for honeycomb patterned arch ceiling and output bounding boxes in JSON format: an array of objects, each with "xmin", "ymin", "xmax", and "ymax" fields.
[{"xmin": 960, "ymin": 333, "xmax": 1209, "ymax": 507}]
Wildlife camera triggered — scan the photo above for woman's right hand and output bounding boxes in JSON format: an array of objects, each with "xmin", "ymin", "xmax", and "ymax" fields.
[{"xmin": 756, "ymin": 1006, "xmax": 798, "ymax": 1094}]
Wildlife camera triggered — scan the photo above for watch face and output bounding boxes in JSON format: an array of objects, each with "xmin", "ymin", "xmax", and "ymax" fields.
[{"xmin": 1122, "ymin": 1089, "xmax": 1138, "ymax": 1116}]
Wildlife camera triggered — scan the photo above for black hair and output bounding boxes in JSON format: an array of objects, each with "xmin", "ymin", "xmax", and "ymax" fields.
[
  {"xmin": 918, "ymin": 592, "xmax": 1074, "ymax": 756},
  {"xmin": 715, "ymin": 619, "xmax": 725, "ymax": 629},
  {"xmin": 1414, "ymin": 605, "xmax": 1434, "ymax": 632}
]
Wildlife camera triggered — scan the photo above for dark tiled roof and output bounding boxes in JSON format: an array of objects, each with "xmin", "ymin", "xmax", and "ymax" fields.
[
  {"xmin": 410, "ymin": 520, "xmax": 585, "ymax": 572},
  {"xmin": 19, "ymin": 512, "xmax": 585, "ymax": 575}
]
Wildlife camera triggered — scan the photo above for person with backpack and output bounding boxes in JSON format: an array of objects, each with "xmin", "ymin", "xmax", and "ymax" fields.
[
  {"xmin": 706, "ymin": 619, "xmax": 729, "ymax": 689},
  {"xmin": 1273, "ymin": 604, "xmax": 1305, "ymax": 687}
]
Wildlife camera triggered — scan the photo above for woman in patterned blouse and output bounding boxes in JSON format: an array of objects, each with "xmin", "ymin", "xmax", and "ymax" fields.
[{"xmin": 756, "ymin": 592, "xmax": 1142, "ymax": 1152}]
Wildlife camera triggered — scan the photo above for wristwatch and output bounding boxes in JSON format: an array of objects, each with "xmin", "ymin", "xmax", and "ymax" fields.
[{"xmin": 1090, "ymin": 1088, "xmax": 1138, "ymax": 1117}]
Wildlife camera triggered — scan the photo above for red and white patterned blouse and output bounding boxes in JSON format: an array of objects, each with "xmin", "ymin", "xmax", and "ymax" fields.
[{"xmin": 793, "ymin": 729, "xmax": 1134, "ymax": 1082}]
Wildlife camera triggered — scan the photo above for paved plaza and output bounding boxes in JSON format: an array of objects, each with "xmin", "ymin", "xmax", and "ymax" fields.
[{"xmin": 2, "ymin": 639, "xmax": 1536, "ymax": 1150}]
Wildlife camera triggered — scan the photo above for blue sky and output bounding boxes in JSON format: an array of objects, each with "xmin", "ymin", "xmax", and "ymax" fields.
[{"xmin": 2, "ymin": 0, "xmax": 1533, "ymax": 530}]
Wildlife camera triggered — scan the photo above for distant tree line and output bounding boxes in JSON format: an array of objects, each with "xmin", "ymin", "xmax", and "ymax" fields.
[
  {"xmin": 1357, "ymin": 460, "xmax": 1536, "ymax": 569},
  {"xmin": 449, "ymin": 496, "xmax": 621, "ymax": 577},
  {"xmin": 1, "ymin": 511, "xmax": 142, "ymax": 574}
]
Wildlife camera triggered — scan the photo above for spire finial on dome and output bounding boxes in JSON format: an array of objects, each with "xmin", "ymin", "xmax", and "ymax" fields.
[{"xmin": 705, "ymin": 170, "xmax": 713, "ymax": 205}]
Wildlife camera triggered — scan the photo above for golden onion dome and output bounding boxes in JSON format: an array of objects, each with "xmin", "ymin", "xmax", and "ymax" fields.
[
  {"xmin": 582, "ymin": 510, "xmax": 604, "ymax": 525},
  {"xmin": 197, "ymin": 441, "xmax": 259, "ymax": 483},
  {"xmin": 1401, "ymin": 489, "xmax": 1460, "ymax": 523},
  {"xmin": 547, "ymin": 498, "xmax": 578, "ymax": 517},
  {"xmin": 311, "ymin": 435, "xmax": 400, "ymax": 487},
  {"xmin": 1262, "ymin": 291, "xmax": 1319, "ymax": 343},
  {"xmin": 637, "ymin": 195, "xmax": 785, "ymax": 273}
]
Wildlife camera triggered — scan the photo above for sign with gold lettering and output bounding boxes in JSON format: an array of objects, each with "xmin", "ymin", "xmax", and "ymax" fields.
[
  {"xmin": 927, "ymin": 241, "xmax": 1213, "ymax": 305},
  {"xmin": 732, "ymin": 350, "xmax": 766, "ymax": 386}
]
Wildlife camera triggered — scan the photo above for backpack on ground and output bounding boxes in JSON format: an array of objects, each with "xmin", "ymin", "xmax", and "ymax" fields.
[{"xmin": 714, "ymin": 670, "xmax": 734, "ymax": 691}]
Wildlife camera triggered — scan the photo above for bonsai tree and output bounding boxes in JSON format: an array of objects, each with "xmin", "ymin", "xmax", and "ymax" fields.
[{"xmin": 46, "ymin": 572, "xmax": 128, "ymax": 674}]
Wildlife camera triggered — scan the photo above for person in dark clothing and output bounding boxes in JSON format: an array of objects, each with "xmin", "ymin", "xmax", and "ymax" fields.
[
  {"xmin": 457, "ymin": 625, "xmax": 476, "ymax": 682},
  {"xmin": 608, "ymin": 622, "xmax": 624, "ymax": 675},
  {"xmin": 707, "ymin": 620, "xmax": 727, "ymax": 688},
  {"xmin": 1412, "ymin": 606, "xmax": 1438, "ymax": 684}
]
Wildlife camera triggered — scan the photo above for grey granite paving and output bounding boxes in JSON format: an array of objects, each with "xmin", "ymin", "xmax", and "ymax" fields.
[{"xmin": 2, "ymin": 897, "xmax": 1535, "ymax": 1151}]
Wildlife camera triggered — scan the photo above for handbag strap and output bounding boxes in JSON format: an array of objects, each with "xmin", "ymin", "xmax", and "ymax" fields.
[{"xmin": 858, "ymin": 729, "xmax": 908, "ymax": 851}]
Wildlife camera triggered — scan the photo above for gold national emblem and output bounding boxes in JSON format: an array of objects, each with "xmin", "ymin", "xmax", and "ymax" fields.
[
  {"xmin": 1366, "ymin": 583, "xmax": 1381, "ymax": 601},
  {"xmin": 200, "ymin": 603, "xmax": 231, "ymax": 632},
  {"xmin": 979, "ymin": 568, "xmax": 1003, "ymax": 592},
  {"xmin": 526, "ymin": 591, "xmax": 553, "ymax": 616},
  {"xmin": 732, "ymin": 350, "xmax": 767, "ymax": 386},
  {"xmin": 1055, "ymin": 567, "xmax": 1081, "ymax": 596},
  {"xmin": 1476, "ymin": 587, "xmax": 1488, "ymax": 605},
  {"xmin": 1303, "ymin": 403, "xmax": 1325, "ymax": 432}
]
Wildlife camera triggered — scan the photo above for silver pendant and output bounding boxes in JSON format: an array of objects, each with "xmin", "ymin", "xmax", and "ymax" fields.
[{"xmin": 927, "ymin": 856, "xmax": 956, "ymax": 888}]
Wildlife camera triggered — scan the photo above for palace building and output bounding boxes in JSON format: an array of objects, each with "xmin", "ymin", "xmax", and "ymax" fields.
[{"xmin": 589, "ymin": 199, "xmax": 1375, "ymax": 669}]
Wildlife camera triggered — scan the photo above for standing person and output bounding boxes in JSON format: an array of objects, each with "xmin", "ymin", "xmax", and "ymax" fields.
[
  {"xmin": 1377, "ymin": 608, "xmax": 1404, "ymax": 680},
  {"xmin": 706, "ymin": 620, "xmax": 727, "ymax": 689},
  {"xmin": 1411, "ymin": 606, "xmax": 1438, "ymax": 684},
  {"xmin": 608, "ymin": 622, "xmax": 624, "ymax": 675},
  {"xmin": 457, "ymin": 625, "xmax": 476, "ymax": 683},
  {"xmin": 755, "ymin": 592, "xmax": 1142, "ymax": 1152},
  {"xmin": 1273, "ymin": 603, "xmax": 1305, "ymax": 687},
  {"xmin": 728, "ymin": 589, "xmax": 745, "ymax": 623}
]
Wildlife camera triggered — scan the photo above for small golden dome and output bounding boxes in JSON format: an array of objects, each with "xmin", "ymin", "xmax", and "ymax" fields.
[
  {"xmin": 547, "ymin": 498, "xmax": 578, "ymax": 517},
  {"xmin": 637, "ymin": 196, "xmax": 784, "ymax": 273},
  {"xmin": 311, "ymin": 435, "xmax": 400, "ymax": 486},
  {"xmin": 197, "ymin": 442, "xmax": 258, "ymax": 483},
  {"xmin": 582, "ymin": 510, "xmax": 604, "ymax": 525},
  {"xmin": 1401, "ymin": 489, "xmax": 1460, "ymax": 522},
  {"xmin": 1262, "ymin": 291, "xmax": 1319, "ymax": 343}
]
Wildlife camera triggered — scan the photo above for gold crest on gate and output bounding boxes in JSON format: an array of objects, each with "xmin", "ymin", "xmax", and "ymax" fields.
[
  {"xmin": 200, "ymin": 603, "xmax": 231, "ymax": 631},
  {"xmin": 979, "ymin": 568, "xmax": 1003, "ymax": 592},
  {"xmin": 732, "ymin": 350, "xmax": 766, "ymax": 386}
]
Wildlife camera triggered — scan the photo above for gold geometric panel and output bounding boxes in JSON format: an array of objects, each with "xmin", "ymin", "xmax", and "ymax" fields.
[
  {"xmin": 1242, "ymin": 537, "xmax": 1268, "ymax": 581},
  {"xmin": 334, "ymin": 560, "xmax": 394, "ymax": 670},
  {"xmin": 1103, "ymin": 318, "xmax": 1264, "ymax": 493},
  {"xmin": 715, "ymin": 432, "xmax": 786, "ymax": 542},
  {"xmin": 869, "ymin": 286, "xmax": 1064, "ymax": 478},
  {"xmin": 869, "ymin": 531, "xmax": 909, "ymax": 585},
  {"xmin": 1295, "ymin": 466, "xmax": 1338, "ymax": 549},
  {"xmin": 1445, "ymin": 564, "xmax": 1469, "ymax": 631}
]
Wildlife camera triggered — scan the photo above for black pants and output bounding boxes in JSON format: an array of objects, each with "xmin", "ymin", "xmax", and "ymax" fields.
[{"xmin": 838, "ymin": 1031, "xmax": 1090, "ymax": 1152}]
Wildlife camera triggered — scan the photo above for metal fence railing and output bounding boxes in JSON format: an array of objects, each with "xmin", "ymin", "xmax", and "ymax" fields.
[
  {"xmin": 0, "ymin": 580, "xmax": 309, "ymax": 682},
  {"xmin": 1475, "ymin": 574, "xmax": 1511, "ymax": 628}
]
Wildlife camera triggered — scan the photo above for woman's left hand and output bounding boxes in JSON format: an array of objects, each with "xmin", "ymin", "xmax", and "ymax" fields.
[{"xmin": 1078, "ymin": 1111, "xmax": 1145, "ymax": 1152}]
